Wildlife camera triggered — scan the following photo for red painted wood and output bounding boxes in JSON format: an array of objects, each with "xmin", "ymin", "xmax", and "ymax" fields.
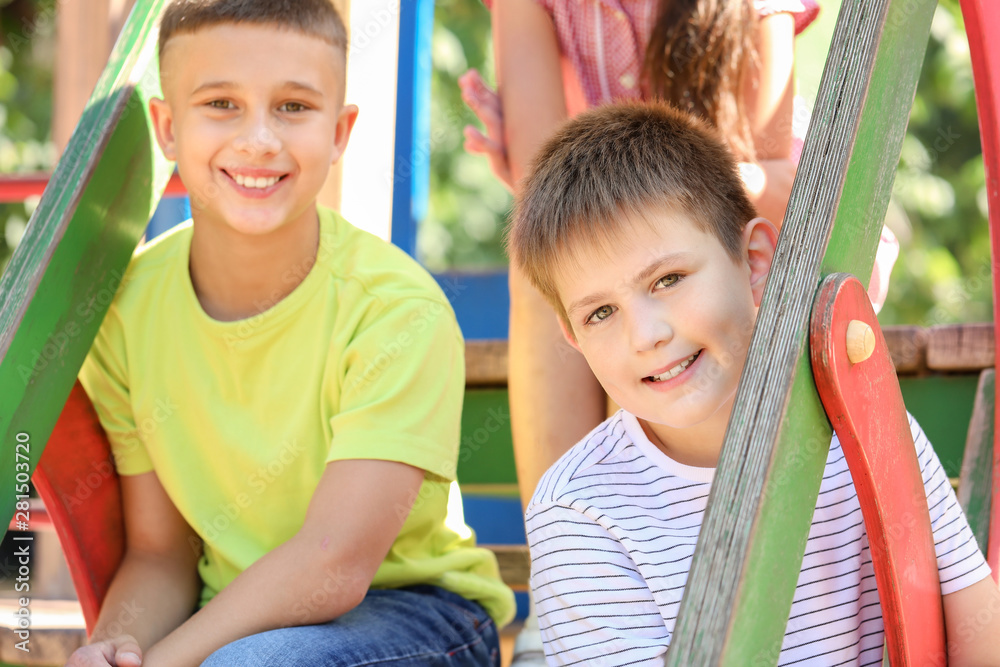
[
  {"xmin": 0, "ymin": 172, "xmax": 187, "ymax": 203},
  {"xmin": 960, "ymin": 0, "xmax": 1000, "ymax": 584},
  {"xmin": 811, "ymin": 273, "xmax": 945, "ymax": 666},
  {"xmin": 31, "ymin": 382, "xmax": 124, "ymax": 636}
]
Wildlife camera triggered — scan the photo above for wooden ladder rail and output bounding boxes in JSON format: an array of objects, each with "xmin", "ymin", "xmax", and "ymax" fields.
[
  {"xmin": 960, "ymin": 0, "xmax": 1000, "ymax": 581},
  {"xmin": 664, "ymin": 0, "xmax": 940, "ymax": 663},
  {"xmin": 0, "ymin": 0, "xmax": 171, "ymax": 533}
]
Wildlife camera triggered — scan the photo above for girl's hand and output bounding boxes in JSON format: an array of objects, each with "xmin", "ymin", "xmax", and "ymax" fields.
[
  {"xmin": 459, "ymin": 69, "xmax": 514, "ymax": 192},
  {"xmin": 66, "ymin": 635, "xmax": 142, "ymax": 667}
]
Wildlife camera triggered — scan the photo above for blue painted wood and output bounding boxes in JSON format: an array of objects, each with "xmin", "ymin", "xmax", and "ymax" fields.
[
  {"xmin": 434, "ymin": 271, "xmax": 510, "ymax": 341},
  {"xmin": 462, "ymin": 495, "xmax": 527, "ymax": 545},
  {"xmin": 145, "ymin": 196, "xmax": 190, "ymax": 240},
  {"xmin": 390, "ymin": 0, "xmax": 435, "ymax": 257}
]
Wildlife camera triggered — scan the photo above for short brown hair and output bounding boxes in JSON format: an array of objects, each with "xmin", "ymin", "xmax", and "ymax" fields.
[
  {"xmin": 506, "ymin": 101, "xmax": 757, "ymax": 322},
  {"xmin": 158, "ymin": 0, "xmax": 347, "ymax": 61}
]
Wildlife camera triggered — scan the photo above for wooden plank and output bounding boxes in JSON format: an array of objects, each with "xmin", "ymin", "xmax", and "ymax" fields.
[
  {"xmin": 486, "ymin": 544, "xmax": 531, "ymax": 591},
  {"xmin": 0, "ymin": 0, "xmax": 172, "ymax": 533},
  {"xmin": 959, "ymin": 0, "xmax": 1000, "ymax": 581},
  {"xmin": 926, "ymin": 323, "xmax": 994, "ymax": 371},
  {"xmin": 465, "ymin": 340, "xmax": 508, "ymax": 386},
  {"xmin": 665, "ymin": 0, "xmax": 937, "ymax": 663},
  {"xmin": 811, "ymin": 274, "xmax": 944, "ymax": 665},
  {"xmin": 883, "ymin": 325, "xmax": 926, "ymax": 373},
  {"xmin": 0, "ymin": 599, "xmax": 85, "ymax": 665},
  {"xmin": 958, "ymin": 369, "xmax": 994, "ymax": 554}
]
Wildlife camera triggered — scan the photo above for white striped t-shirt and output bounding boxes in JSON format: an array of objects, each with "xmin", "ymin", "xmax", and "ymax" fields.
[{"xmin": 526, "ymin": 410, "xmax": 991, "ymax": 666}]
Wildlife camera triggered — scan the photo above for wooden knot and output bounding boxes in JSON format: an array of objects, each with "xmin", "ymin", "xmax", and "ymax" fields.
[{"xmin": 846, "ymin": 320, "xmax": 875, "ymax": 364}]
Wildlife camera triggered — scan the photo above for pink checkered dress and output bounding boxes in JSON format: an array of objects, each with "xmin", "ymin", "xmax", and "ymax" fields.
[{"xmin": 486, "ymin": 0, "xmax": 819, "ymax": 112}]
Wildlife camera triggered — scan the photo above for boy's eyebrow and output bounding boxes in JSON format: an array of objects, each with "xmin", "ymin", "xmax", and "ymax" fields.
[
  {"xmin": 190, "ymin": 81, "xmax": 324, "ymax": 96},
  {"xmin": 566, "ymin": 252, "xmax": 693, "ymax": 316}
]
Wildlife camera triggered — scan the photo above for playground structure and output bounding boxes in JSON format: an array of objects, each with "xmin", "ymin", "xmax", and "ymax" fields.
[{"xmin": 0, "ymin": 0, "xmax": 997, "ymax": 665}]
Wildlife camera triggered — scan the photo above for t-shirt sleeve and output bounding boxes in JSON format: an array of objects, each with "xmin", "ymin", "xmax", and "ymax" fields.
[
  {"xmin": 78, "ymin": 307, "xmax": 154, "ymax": 476},
  {"xmin": 327, "ymin": 297, "xmax": 464, "ymax": 482},
  {"xmin": 909, "ymin": 414, "xmax": 993, "ymax": 595},
  {"xmin": 526, "ymin": 501, "xmax": 668, "ymax": 666}
]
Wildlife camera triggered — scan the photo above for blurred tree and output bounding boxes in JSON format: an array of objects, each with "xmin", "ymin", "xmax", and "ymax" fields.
[
  {"xmin": 0, "ymin": 0, "xmax": 57, "ymax": 274},
  {"xmin": 422, "ymin": 0, "xmax": 510, "ymax": 272},
  {"xmin": 879, "ymin": 0, "xmax": 992, "ymax": 326}
]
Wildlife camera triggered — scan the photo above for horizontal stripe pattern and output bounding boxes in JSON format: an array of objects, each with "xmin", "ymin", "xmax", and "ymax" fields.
[{"xmin": 526, "ymin": 412, "xmax": 991, "ymax": 666}]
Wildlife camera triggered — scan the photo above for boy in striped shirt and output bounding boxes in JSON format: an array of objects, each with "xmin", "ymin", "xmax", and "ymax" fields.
[{"xmin": 506, "ymin": 101, "xmax": 1000, "ymax": 666}]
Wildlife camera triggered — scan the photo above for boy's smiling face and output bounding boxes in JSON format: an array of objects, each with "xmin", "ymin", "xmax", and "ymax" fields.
[
  {"xmin": 151, "ymin": 24, "xmax": 357, "ymax": 237},
  {"xmin": 554, "ymin": 207, "xmax": 776, "ymax": 464}
]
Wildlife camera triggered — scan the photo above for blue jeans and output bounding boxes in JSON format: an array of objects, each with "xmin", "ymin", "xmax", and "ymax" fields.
[{"xmin": 200, "ymin": 585, "xmax": 500, "ymax": 666}]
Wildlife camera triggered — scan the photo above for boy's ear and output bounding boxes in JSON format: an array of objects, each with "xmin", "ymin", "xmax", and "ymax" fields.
[
  {"xmin": 557, "ymin": 314, "xmax": 583, "ymax": 353},
  {"xmin": 743, "ymin": 217, "xmax": 779, "ymax": 307},
  {"xmin": 330, "ymin": 104, "xmax": 360, "ymax": 165},
  {"xmin": 149, "ymin": 98, "xmax": 177, "ymax": 162}
]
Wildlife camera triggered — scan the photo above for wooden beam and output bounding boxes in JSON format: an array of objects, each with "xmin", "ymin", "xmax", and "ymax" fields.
[
  {"xmin": 958, "ymin": 369, "xmax": 994, "ymax": 552},
  {"xmin": 465, "ymin": 340, "xmax": 508, "ymax": 387},
  {"xmin": 927, "ymin": 323, "xmax": 994, "ymax": 371},
  {"xmin": 883, "ymin": 325, "xmax": 926, "ymax": 373},
  {"xmin": 665, "ymin": 0, "xmax": 937, "ymax": 663},
  {"xmin": 0, "ymin": 0, "xmax": 172, "ymax": 533}
]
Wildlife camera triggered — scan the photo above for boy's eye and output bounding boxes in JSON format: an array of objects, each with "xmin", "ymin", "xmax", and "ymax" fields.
[
  {"xmin": 207, "ymin": 100, "xmax": 234, "ymax": 110},
  {"xmin": 586, "ymin": 305, "xmax": 615, "ymax": 324},
  {"xmin": 655, "ymin": 274, "xmax": 681, "ymax": 289},
  {"xmin": 280, "ymin": 102, "xmax": 308, "ymax": 112}
]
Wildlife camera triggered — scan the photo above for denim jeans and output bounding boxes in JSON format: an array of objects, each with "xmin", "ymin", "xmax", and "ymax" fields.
[{"xmin": 200, "ymin": 585, "xmax": 500, "ymax": 666}]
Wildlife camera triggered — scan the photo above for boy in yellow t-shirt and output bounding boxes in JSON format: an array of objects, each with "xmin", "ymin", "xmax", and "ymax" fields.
[{"xmin": 70, "ymin": 2, "xmax": 513, "ymax": 665}]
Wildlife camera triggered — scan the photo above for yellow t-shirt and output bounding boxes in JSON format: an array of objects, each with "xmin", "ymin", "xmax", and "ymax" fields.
[{"xmin": 79, "ymin": 206, "xmax": 514, "ymax": 626}]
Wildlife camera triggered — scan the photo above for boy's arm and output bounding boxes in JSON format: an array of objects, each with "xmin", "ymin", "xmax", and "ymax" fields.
[
  {"xmin": 943, "ymin": 576, "xmax": 1000, "ymax": 666},
  {"xmin": 139, "ymin": 458, "xmax": 424, "ymax": 667},
  {"xmin": 909, "ymin": 416, "xmax": 1000, "ymax": 664},
  {"xmin": 527, "ymin": 502, "xmax": 668, "ymax": 666},
  {"xmin": 68, "ymin": 472, "xmax": 203, "ymax": 666}
]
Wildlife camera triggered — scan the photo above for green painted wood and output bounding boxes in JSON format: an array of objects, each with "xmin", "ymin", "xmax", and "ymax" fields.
[
  {"xmin": 0, "ymin": 0, "xmax": 172, "ymax": 533},
  {"xmin": 899, "ymin": 374, "xmax": 979, "ymax": 478},
  {"xmin": 664, "ymin": 0, "xmax": 937, "ymax": 664},
  {"xmin": 457, "ymin": 389, "xmax": 517, "ymax": 486},
  {"xmin": 957, "ymin": 369, "xmax": 994, "ymax": 553}
]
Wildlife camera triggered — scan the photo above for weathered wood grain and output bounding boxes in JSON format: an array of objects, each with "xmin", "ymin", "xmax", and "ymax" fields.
[
  {"xmin": 486, "ymin": 544, "xmax": 531, "ymax": 591},
  {"xmin": 927, "ymin": 323, "xmax": 994, "ymax": 371},
  {"xmin": 665, "ymin": 1, "xmax": 937, "ymax": 663},
  {"xmin": 0, "ymin": 0, "xmax": 172, "ymax": 533},
  {"xmin": 465, "ymin": 340, "xmax": 509, "ymax": 387},
  {"xmin": 883, "ymin": 325, "xmax": 926, "ymax": 373}
]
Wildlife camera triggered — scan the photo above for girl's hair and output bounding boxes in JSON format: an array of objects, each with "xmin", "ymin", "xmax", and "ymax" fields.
[{"xmin": 642, "ymin": 0, "xmax": 758, "ymax": 162}]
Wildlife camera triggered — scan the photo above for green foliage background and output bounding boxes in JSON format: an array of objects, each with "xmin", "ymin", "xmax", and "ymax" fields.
[
  {"xmin": 0, "ymin": 0, "xmax": 993, "ymax": 330},
  {"xmin": 0, "ymin": 0, "xmax": 56, "ymax": 273}
]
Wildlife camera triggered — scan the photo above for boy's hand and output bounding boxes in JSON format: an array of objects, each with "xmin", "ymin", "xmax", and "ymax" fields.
[
  {"xmin": 66, "ymin": 635, "xmax": 142, "ymax": 667},
  {"xmin": 459, "ymin": 69, "xmax": 514, "ymax": 192}
]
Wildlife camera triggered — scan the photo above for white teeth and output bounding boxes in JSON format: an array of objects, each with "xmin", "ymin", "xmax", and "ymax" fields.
[
  {"xmin": 649, "ymin": 352, "xmax": 699, "ymax": 382},
  {"xmin": 233, "ymin": 174, "xmax": 280, "ymax": 189}
]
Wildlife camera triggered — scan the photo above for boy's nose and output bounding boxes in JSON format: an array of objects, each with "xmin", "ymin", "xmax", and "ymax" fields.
[
  {"xmin": 630, "ymin": 310, "xmax": 673, "ymax": 353},
  {"xmin": 234, "ymin": 113, "xmax": 281, "ymax": 157}
]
